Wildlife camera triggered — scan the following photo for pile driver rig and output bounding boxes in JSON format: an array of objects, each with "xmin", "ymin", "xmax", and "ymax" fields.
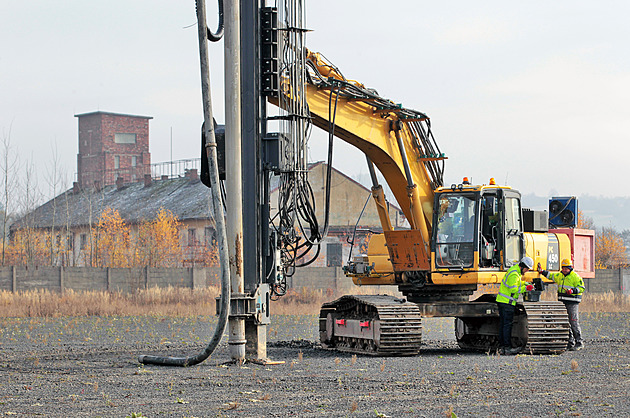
[{"xmin": 143, "ymin": 1, "xmax": 595, "ymax": 365}]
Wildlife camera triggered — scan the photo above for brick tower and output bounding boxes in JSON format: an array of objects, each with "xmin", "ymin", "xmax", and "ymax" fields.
[{"xmin": 75, "ymin": 111, "xmax": 152, "ymax": 188}]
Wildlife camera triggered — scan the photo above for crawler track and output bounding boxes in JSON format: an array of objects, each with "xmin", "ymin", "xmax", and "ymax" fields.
[
  {"xmin": 455, "ymin": 301, "xmax": 569, "ymax": 354},
  {"xmin": 319, "ymin": 295, "xmax": 422, "ymax": 356},
  {"xmin": 517, "ymin": 302, "xmax": 570, "ymax": 354}
]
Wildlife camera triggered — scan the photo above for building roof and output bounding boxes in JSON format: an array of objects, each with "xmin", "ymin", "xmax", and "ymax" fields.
[
  {"xmin": 13, "ymin": 161, "xmax": 407, "ymax": 232},
  {"xmin": 74, "ymin": 111, "xmax": 153, "ymax": 120},
  {"xmin": 12, "ymin": 177, "xmax": 215, "ymax": 230}
]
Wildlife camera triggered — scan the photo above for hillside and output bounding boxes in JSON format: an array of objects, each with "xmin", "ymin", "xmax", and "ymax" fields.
[
  {"xmin": 522, "ymin": 194, "xmax": 630, "ymax": 232},
  {"xmin": 354, "ymin": 173, "xmax": 630, "ymax": 232}
]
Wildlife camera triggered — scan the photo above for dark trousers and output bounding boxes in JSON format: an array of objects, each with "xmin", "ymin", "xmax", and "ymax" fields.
[
  {"xmin": 497, "ymin": 302, "xmax": 516, "ymax": 348},
  {"xmin": 563, "ymin": 301, "xmax": 583, "ymax": 346}
]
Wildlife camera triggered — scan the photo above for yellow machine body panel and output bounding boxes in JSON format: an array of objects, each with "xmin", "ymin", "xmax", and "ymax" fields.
[
  {"xmin": 348, "ymin": 234, "xmax": 397, "ymax": 285},
  {"xmin": 524, "ymin": 231, "xmax": 572, "ymax": 275},
  {"xmin": 383, "ymin": 230, "xmax": 430, "ymax": 271},
  {"xmin": 351, "ymin": 230, "xmax": 574, "ymax": 286},
  {"xmin": 345, "ymin": 186, "xmax": 578, "ymax": 288}
]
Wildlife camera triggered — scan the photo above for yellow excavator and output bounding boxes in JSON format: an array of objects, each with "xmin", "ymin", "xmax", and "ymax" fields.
[{"xmin": 272, "ymin": 49, "xmax": 594, "ymax": 356}]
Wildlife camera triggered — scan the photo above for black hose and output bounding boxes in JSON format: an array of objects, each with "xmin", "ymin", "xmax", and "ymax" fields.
[
  {"xmin": 138, "ymin": 0, "xmax": 229, "ymax": 367},
  {"xmin": 319, "ymin": 86, "xmax": 339, "ymax": 239},
  {"xmin": 346, "ymin": 192, "xmax": 372, "ymax": 261},
  {"xmin": 137, "ymin": 274, "xmax": 230, "ymax": 366},
  {"xmin": 196, "ymin": 0, "xmax": 224, "ymax": 42}
]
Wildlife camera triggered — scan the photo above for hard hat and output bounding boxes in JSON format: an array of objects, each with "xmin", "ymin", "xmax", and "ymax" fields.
[
  {"xmin": 520, "ymin": 256, "xmax": 534, "ymax": 270},
  {"xmin": 561, "ymin": 258, "xmax": 572, "ymax": 268}
]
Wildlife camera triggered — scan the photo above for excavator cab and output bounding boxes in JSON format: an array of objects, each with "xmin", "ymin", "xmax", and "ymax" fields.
[
  {"xmin": 434, "ymin": 194, "xmax": 476, "ymax": 268},
  {"xmin": 432, "ymin": 186, "xmax": 524, "ymax": 272}
]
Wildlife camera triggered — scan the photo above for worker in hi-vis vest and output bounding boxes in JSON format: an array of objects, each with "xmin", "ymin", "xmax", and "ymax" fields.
[
  {"xmin": 496, "ymin": 256, "xmax": 535, "ymax": 355},
  {"xmin": 538, "ymin": 258, "xmax": 585, "ymax": 351}
]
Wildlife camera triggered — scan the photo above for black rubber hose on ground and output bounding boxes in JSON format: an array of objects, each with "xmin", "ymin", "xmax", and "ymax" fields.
[{"xmin": 137, "ymin": 0, "xmax": 230, "ymax": 367}]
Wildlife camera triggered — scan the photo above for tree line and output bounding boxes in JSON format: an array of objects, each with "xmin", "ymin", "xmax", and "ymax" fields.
[
  {"xmin": 2, "ymin": 207, "xmax": 217, "ymax": 268},
  {"xmin": 1, "ymin": 126, "xmax": 218, "ymax": 268},
  {"xmin": 578, "ymin": 210, "xmax": 628, "ymax": 269}
]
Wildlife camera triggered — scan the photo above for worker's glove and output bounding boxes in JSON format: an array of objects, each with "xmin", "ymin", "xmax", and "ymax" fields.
[
  {"xmin": 526, "ymin": 284, "xmax": 534, "ymax": 291},
  {"xmin": 572, "ymin": 288, "xmax": 580, "ymax": 295},
  {"xmin": 566, "ymin": 288, "xmax": 573, "ymax": 294}
]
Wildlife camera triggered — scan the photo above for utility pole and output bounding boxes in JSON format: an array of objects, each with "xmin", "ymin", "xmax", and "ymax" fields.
[{"xmin": 224, "ymin": 0, "xmax": 245, "ymax": 361}]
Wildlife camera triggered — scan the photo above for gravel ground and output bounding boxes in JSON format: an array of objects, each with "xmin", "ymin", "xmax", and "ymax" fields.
[{"xmin": 1, "ymin": 312, "xmax": 629, "ymax": 417}]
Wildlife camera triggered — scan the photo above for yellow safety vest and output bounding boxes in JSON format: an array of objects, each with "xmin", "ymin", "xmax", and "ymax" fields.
[
  {"xmin": 548, "ymin": 270, "xmax": 585, "ymax": 302},
  {"xmin": 496, "ymin": 265, "xmax": 528, "ymax": 306}
]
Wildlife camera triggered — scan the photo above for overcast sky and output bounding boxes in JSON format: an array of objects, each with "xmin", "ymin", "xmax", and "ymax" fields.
[{"xmin": 1, "ymin": 1, "xmax": 629, "ymax": 207}]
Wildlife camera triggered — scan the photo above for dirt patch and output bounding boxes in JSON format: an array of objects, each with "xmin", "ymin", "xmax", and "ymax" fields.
[{"xmin": 1, "ymin": 313, "xmax": 629, "ymax": 417}]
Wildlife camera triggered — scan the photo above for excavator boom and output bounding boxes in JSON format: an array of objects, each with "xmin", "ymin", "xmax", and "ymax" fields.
[
  {"xmin": 303, "ymin": 51, "xmax": 445, "ymax": 238},
  {"xmin": 272, "ymin": 50, "xmax": 445, "ymax": 261}
]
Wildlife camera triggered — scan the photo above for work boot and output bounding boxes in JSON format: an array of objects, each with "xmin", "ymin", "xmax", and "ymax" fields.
[
  {"xmin": 574, "ymin": 342, "xmax": 585, "ymax": 351},
  {"xmin": 505, "ymin": 347, "xmax": 521, "ymax": 355}
]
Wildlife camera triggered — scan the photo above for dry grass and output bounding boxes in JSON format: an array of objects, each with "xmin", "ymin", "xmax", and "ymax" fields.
[
  {"xmin": 0, "ymin": 286, "xmax": 367, "ymax": 318},
  {"xmin": 350, "ymin": 400, "xmax": 358, "ymax": 413},
  {"xmin": 0, "ymin": 287, "xmax": 219, "ymax": 318},
  {"xmin": 269, "ymin": 287, "xmax": 390, "ymax": 315},
  {"xmin": 571, "ymin": 360, "xmax": 579, "ymax": 372},
  {"xmin": 579, "ymin": 291, "xmax": 630, "ymax": 313},
  {"xmin": 270, "ymin": 287, "xmax": 335, "ymax": 315},
  {"xmin": 0, "ymin": 286, "xmax": 628, "ymax": 318},
  {"xmin": 539, "ymin": 288, "xmax": 630, "ymax": 312}
]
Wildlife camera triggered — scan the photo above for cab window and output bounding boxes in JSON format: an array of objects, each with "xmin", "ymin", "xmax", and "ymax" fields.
[
  {"xmin": 504, "ymin": 197, "xmax": 522, "ymax": 266},
  {"xmin": 435, "ymin": 195, "xmax": 476, "ymax": 268}
]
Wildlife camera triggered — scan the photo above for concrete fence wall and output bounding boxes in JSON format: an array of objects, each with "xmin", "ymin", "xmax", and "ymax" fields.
[
  {"xmin": 286, "ymin": 267, "xmax": 353, "ymax": 293},
  {"xmin": 0, "ymin": 266, "xmax": 627, "ymax": 295},
  {"xmin": 585, "ymin": 269, "xmax": 630, "ymax": 295},
  {"xmin": 0, "ymin": 266, "xmax": 221, "ymax": 293}
]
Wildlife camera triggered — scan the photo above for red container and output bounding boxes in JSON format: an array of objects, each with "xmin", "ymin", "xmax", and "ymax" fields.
[{"xmin": 551, "ymin": 228, "xmax": 595, "ymax": 278}]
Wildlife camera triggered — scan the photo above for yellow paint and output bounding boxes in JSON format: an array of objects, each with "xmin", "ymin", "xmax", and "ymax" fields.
[
  {"xmin": 523, "ymin": 231, "xmax": 572, "ymax": 274},
  {"xmin": 351, "ymin": 275, "xmax": 397, "ymax": 286},
  {"xmin": 371, "ymin": 186, "xmax": 393, "ymax": 232}
]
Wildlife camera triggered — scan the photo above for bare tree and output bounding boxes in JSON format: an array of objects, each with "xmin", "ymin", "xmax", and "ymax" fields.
[
  {"xmin": 0, "ymin": 125, "xmax": 19, "ymax": 265},
  {"xmin": 577, "ymin": 210, "xmax": 595, "ymax": 230},
  {"xmin": 46, "ymin": 142, "xmax": 66, "ymax": 266},
  {"xmin": 17, "ymin": 156, "xmax": 44, "ymax": 265},
  {"xmin": 85, "ymin": 189, "xmax": 95, "ymax": 267},
  {"xmin": 62, "ymin": 183, "xmax": 73, "ymax": 266},
  {"xmin": 596, "ymin": 225, "xmax": 629, "ymax": 269},
  {"xmin": 77, "ymin": 182, "xmax": 105, "ymax": 267}
]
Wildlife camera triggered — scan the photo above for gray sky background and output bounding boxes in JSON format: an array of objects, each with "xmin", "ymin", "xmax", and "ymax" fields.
[{"xmin": 1, "ymin": 1, "xmax": 629, "ymax": 208}]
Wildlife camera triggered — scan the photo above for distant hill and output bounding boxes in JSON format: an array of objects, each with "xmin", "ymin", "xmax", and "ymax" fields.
[{"xmin": 522, "ymin": 194, "xmax": 630, "ymax": 232}]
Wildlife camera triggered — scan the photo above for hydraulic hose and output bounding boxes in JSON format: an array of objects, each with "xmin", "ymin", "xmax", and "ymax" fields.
[
  {"xmin": 198, "ymin": 0, "xmax": 224, "ymax": 42},
  {"xmin": 138, "ymin": 0, "xmax": 230, "ymax": 367}
]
